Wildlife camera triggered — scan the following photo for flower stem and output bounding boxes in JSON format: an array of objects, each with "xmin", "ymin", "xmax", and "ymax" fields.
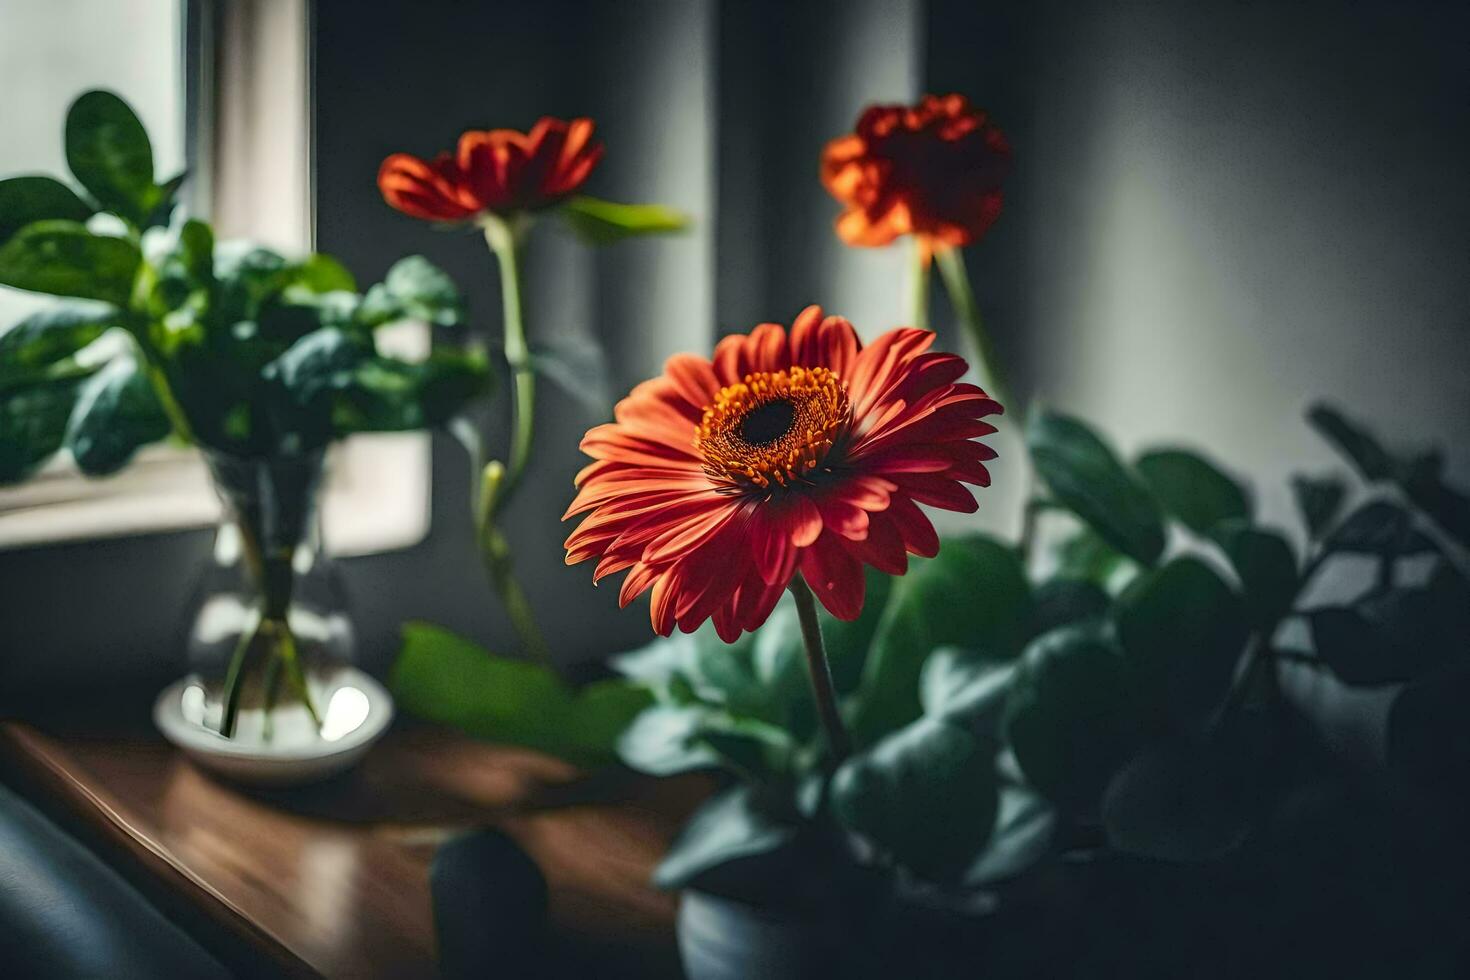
[
  {"xmin": 477, "ymin": 465, "xmax": 554, "ymax": 667},
  {"xmin": 477, "ymin": 214, "xmax": 554, "ymax": 668},
  {"xmin": 910, "ymin": 237, "xmax": 932, "ymax": 331},
  {"xmin": 934, "ymin": 245, "xmax": 1013, "ymax": 414},
  {"xmin": 481, "ymin": 214, "xmax": 536, "ymax": 505},
  {"xmin": 272, "ymin": 618, "xmax": 322, "ymax": 729},
  {"xmin": 217, "ymin": 618, "xmax": 258, "ymax": 738},
  {"xmin": 789, "ymin": 575, "xmax": 851, "ymax": 766}
]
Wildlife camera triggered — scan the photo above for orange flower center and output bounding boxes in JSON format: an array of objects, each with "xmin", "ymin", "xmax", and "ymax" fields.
[{"xmin": 694, "ymin": 366, "xmax": 850, "ymax": 490}]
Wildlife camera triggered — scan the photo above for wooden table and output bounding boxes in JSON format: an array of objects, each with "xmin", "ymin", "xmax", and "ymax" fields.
[{"xmin": 0, "ymin": 699, "xmax": 703, "ymax": 978}]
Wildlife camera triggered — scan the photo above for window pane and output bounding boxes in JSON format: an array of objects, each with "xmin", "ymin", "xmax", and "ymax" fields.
[{"xmin": 0, "ymin": 0, "xmax": 184, "ymax": 326}]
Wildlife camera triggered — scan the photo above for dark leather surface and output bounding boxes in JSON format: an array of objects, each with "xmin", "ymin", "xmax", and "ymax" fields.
[{"xmin": 0, "ymin": 782, "xmax": 230, "ymax": 979}]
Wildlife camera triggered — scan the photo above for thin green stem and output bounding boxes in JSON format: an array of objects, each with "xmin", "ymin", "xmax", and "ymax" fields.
[
  {"xmin": 934, "ymin": 245, "xmax": 1014, "ymax": 415},
  {"xmin": 909, "ymin": 238, "xmax": 932, "ymax": 331},
  {"xmin": 272, "ymin": 619, "xmax": 322, "ymax": 729},
  {"xmin": 479, "ymin": 511, "xmax": 555, "ymax": 667},
  {"xmin": 474, "ymin": 214, "xmax": 554, "ymax": 668},
  {"xmin": 789, "ymin": 575, "xmax": 851, "ymax": 766},
  {"xmin": 260, "ymin": 653, "xmax": 284, "ymax": 742},
  {"xmin": 481, "ymin": 214, "xmax": 536, "ymax": 508},
  {"xmin": 217, "ymin": 617, "xmax": 258, "ymax": 738}
]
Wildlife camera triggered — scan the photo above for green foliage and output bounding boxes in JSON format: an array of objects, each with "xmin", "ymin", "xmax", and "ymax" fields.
[
  {"xmin": 388, "ymin": 622, "xmax": 650, "ymax": 766},
  {"xmin": 653, "ymin": 786, "xmax": 798, "ymax": 891},
  {"xmin": 0, "ymin": 301, "xmax": 117, "ymax": 386},
  {"xmin": 852, "ymin": 533, "xmax": 1029, "ymax": 741},
  {"xmin": 1115, "ymin": 557, "xmax": 1248, "ymax": 730},
  {"xmin": 1136, "ymin": 447, "xmax": 1252, "ymax": 535},
  {"xmin": 64, "ymin": 90, "xmax": 161, "ymax": 225},
  {"xmin": 383, "ymin": 375, "xmax": 1469, "ymax": 905},
  {"xmin": 65, "ymin": 357, "xmax": 170, "ymax": 475},
  {"xmin": 0, "ymin": 373, "xmax": 90, "ymax": 482},
  {"xmin": 559, "ymin": 195, "xmax": 689, "ymax": 245},
  {"xmin": 0, "ymin": 220, "xmax": 140, "ymax": 304},
  {"xmin": 1211, "ymin": 521, "xmax": 1298, "ymax": 629},
  {"xmin": 1101, "ymin": 735, "xmax": 1254, "ymax": 863},
  {"xmin": 0, "ymin": 176, "xmax": 93, "ymax": 243},
  {"xmin": 358, "ymin": 254, "xmax": 464, "ymax": 327},
  {"xmin": 831, "ymin": 715, "xmax": 998, "ymax": 880},
  {"xmin": 1004, "ymin": 625, "xmax": 1142, "ymax": 809},
  {"xmin": 1028, "ymin": 410, "xmax": 1166, "ymax": 564},
  {"xmin": 0, "ymin": 90, "xmax": 488, "ymax": 483}
]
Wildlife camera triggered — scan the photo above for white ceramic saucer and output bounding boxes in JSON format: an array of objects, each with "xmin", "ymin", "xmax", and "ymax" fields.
[{"xmin": 153, "ymin": 667, "xmax": 394, "ymax": 787}]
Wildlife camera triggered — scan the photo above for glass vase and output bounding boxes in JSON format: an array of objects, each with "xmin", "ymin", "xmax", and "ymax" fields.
[{"xmin": 178, "ymin": 449, "xmax": 356, "ymax": 747}]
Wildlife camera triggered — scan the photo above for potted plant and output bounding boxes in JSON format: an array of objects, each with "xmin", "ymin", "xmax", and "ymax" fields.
[
  {"xmin": 569, "ymin": 93, "xmax": 1470, "ymax": 977},
  {"xmin": 0, "ymin": 90, "xmax": 490, "ymax": 781}
]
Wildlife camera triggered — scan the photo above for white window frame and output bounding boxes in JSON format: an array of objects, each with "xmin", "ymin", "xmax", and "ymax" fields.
[{"xmin": 0, "ymin": 0, "xmax": 431, "ymax": 557}]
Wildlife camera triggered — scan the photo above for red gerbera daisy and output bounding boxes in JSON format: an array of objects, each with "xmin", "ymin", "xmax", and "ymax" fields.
[
  {"xmin": 821, "ymin": 93, "xmax": 1011, "ymax": 255},
  {"xmin": 563, "ymin": 306, "xmax": 1003, "ymax": 642},
  {"xmin": 378, "ymin": 116, "xmax": 604, "ymax": 222}
]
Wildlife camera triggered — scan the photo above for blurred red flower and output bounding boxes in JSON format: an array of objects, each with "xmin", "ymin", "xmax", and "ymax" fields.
[
  {"xmin": 563, "ymin": 306, "xmax": 1003, "ymax": 641},
  {"xmin": 821, "ymin": 94, "xmax": 1011, "ymax": 255},
  {"xmin": 379, "ymin": 117, "xmax": 604, "ymax": 222}
]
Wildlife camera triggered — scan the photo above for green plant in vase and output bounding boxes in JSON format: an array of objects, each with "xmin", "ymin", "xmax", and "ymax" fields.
[{"xmin": 0, "ymin": 90, "xmax": 490, "ymax": 740}]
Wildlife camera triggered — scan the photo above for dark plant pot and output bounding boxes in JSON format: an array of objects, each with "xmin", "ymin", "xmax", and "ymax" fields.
[{"xmin": 677, "ymin": 889, "xmax": 833, "ymax": 980}]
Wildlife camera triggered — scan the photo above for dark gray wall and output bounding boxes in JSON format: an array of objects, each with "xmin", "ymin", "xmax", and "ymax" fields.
[{"xmin": 2, "ymin": 0, "xmax": 1466, "ymax": 698}]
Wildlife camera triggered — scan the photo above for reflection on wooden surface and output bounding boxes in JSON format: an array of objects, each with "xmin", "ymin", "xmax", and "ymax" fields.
[{"xmin": 0, "ymin": 703, "xmax": 706, "ymax": 978}]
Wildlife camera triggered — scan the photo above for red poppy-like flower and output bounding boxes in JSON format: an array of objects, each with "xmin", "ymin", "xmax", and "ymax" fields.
[
  {"xmin": 821, "ymin": 93, "xmax": 1011, "ymax": 254},
  {"xmin": 378, "ymin": 117, "xmax": 604, "ymax": 222},
  {"xmin": 564, "ymin": 306, "xmax": 1003, "ymax": 641}
]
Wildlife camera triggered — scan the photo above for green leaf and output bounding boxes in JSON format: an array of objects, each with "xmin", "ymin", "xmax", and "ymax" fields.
[
  {"xmin": 0, "ymin": 220, "xmax": 141, "ymax": 305},
  {"xmin": 0, "ymin": 374, "xmax": 89, "ymax": 483},
  {"xmin": 388, "ymin": 622, "xmax": 650, "ymax": 766},
  {"xmin": 616, "ymin": 704, "xmax": 722, "ymax": 776},
  {"xmin": 832, "ymin": 715, "xmax": 998, "ymax": 879},
  {"xmin": 919, "ymin": 647, "xmax": 1015, "ymax": 728},
  {"xmin": 1027, "ymin": 578, "xmax": 1111, "ymax": 637},
  {"xmin": 852, "ymin": 534, "xmax": 1030, "ymax": 742},
  {"xmin": 559, "ymin": 196, "xmax": 689, "ymax": 245},
  {"xmin": 1306, "ymin": 403, "xmax": 1394, "ymax": 481},
  {"xmin": 1052, "ymin": 525, "xmax": 1137, "ymax": 592},
  {"xmin": 530, "ymin": 339, "xmax": 612, "ymax": 417},
  {"xmin": 1101, "ymin": 736, "xmax": 1253, "ymax": 863},
  {"xmin": 0, "ymin": 301, "xmax": 118, "ymax": 386},
  {"xmin": 1004, "ymin": 625, "xmax": 1142, "ymax": 809},
  {"xmin": 0, "ymin": 176, "xmax": 94, "ymax": 244},
  {"xmin": 1324, "ymin": 500, "xmax": 1435, "ymax": 556},
  {"xmin": 1290, "ymin": 474, "xmax": 1347, "ymax": 542},
  {"xmin": 963, "ymin": 779, "xmax": 1056, "ymax": 886},
  {"xmin": 1136, "ymin": 448, "xmax": 1251, "ymax": 535},
  {"xmin": 333, "ymin": 350, "xmax": 492, "ymax": 434},
  {"xmin": 142, "ymin": 171, "xmax": 187, "ymax": 230},
  {"xmin": 1028, "ymin": 411, "xmax": 1166, "ymax": 565},
  {"xmin": 1310, "ymin": 564, "xmax": 1470, "ymax": 685},
  {"xmin": 65, "ymin": 90, "xmax": 158, "ymax": 224},
  {"xmin": 652, "ymin": 786, "xmax": 798, "ymax": 891},
  {"xmin": 64, "ymin": 357, "xmax": 170, "ymax": 475},
  {"xmin": 358, "ymin": 255, "xmax": 464, "ymax": 328},
  {"xmin": 291, "ymin": 253, "xmax": 356, "ymax": 294},
  {"xmin": 213, "ymin": 244, "xmax": 292, "ymax": 324},
  {"xmin": 1115, "ymin": 557, "xmax": 1247, "ymax": 729},
  {"xmin": 1212, "ymin": 520, "xmax": 1298, "ymax": 629}
]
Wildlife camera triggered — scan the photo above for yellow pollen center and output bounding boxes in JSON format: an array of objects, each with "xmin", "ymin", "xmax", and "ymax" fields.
[{"xmin": 694, "ymin": 366, "xmax": 850, "ymax": 490}]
